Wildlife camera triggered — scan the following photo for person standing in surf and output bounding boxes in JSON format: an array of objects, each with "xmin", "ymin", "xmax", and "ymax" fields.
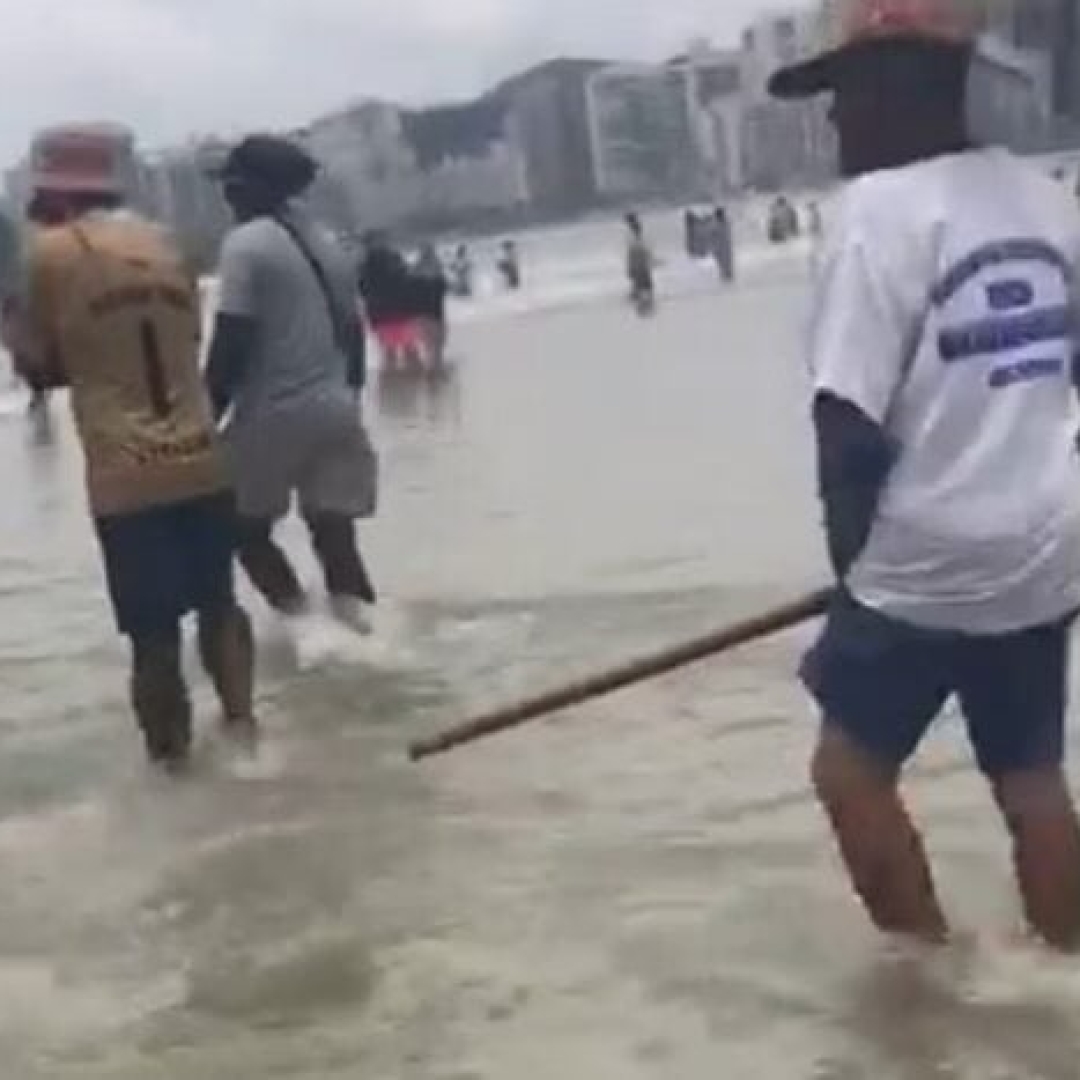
[
  {"xmin": 358, "ymin": 234, "xmax": 426, "ymax": 373},
  {"xmin": 207, "ymin": 135, "xmax": 378, "ymax": 632},
  {"xmin": 414, "ymin": 243, "xmax": 450, "ymax": 369},
  {"xmin": 771, "ymin": 0, "xmax": 1080, "ymax": 949},
  {"xmin": 710, "ymin": 206, "xmax": 735, "ymax": 284},
  {"xmin": 497, "ymin": 240, "xmax": 522, "ymax": 291},
  {"xmin": 11, "ymin": 126, "xmax": 256, "ymax": 771},
  {"xmin": 625, "ymin": 213, "xmax": 656, "ymax": 315}
]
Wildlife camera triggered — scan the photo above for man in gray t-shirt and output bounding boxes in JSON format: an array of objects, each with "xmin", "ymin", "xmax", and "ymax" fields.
[{"xmin": 207, "ymin": 136, "xmax": 377, "ymax": 629}]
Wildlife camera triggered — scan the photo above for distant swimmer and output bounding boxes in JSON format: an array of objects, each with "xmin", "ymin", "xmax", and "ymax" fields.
[
  {"xmin": 710, "ymin": 205, "xmax": 735, "ymax": 284},
  {"xmin": 767, "ymin": 195, "xmax": 800, "ymax": 244},
  {"xmin": 772, "ymin": 0, "xmax": 1080, "ymax": 949},
  {"xmin": 625, "ymin": 213, "xmax": 656, "ymax": 316},
  {"xmin": 208, "ymin": 135, "xmax": 378, "ymax": 634},
  {"xmin": 0, "ymin": 203, "xmax": 50, "ymax": 417},
  {"xmin": 497, "ymin": 240, "xmax": 522, "ymax": 291},
  {"xmin": 684, "ymin": 208, "xmax": 705, "ymax": 259},
  {"xmin": 12, "ymin": 126, "xmax": 255, "ymax": 771},
  {"xmin": 450, "ymin": 245, "xmax": 476, "ymax": 299}
]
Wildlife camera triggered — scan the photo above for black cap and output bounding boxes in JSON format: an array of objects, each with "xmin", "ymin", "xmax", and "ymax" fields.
[{"xmin": 213, "ymin": 135, "xmax": 318, "ymax": 198}]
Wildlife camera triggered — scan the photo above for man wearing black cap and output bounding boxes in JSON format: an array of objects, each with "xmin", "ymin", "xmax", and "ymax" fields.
[
  {"xmin": 772, "ymin": 0, "xmax": 1080, "ymax": 948},
  {"xmin": 207, "ymin": 135, "xmax": 378, "ymax": 632}
]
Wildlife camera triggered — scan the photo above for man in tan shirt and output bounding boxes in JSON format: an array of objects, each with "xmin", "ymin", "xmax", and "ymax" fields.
[{"xmin": 13, "ymin": 126, "xmax": 256, "ymax": 771}]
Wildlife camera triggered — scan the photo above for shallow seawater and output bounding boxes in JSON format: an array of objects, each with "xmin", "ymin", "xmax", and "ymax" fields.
[{"xmin": 1, "ymin": 230, "xmax": 1080, "ymax": 1079}]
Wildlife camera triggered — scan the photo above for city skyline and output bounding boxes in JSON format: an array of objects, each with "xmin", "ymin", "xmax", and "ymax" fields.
[
  {"xmin": 0, "ymin": 0, "xmax": 784, "ymax": 168},
  {"xmin": 5, "ymin": 1, "xmax": 1077, "ymax": 252}
]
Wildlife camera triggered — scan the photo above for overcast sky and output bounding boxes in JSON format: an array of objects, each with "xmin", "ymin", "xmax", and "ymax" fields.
[{"xmin": 0, "ymin": 0, "xmax": 782, "ymax": 168}]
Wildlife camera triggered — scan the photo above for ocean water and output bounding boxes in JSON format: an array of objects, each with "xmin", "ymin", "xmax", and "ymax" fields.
[{"xmin": 2, "ymin": 212, "xmax": 1080, "ymax": 1079}]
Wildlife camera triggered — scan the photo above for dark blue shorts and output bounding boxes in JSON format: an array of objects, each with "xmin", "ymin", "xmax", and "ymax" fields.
[
  {"xmin": 801, "ymin": 596, "xmax": 1072, "ymax": 778},
  {"xmin": 95, "ymin": 492, "xmax": 237, "ymax": 637}
]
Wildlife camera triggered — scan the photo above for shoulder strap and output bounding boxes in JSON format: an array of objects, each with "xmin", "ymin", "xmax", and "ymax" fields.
[{"xmin": 271, "ymin": 214, "xmax": 350, "ymax": 355}]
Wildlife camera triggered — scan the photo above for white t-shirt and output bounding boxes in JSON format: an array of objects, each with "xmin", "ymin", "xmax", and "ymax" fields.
[{"xmin": 809, "ymin": 147, "xmax": 1080, "ymax": 634}]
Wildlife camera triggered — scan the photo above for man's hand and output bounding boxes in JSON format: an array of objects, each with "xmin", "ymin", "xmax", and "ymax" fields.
[{"xmin": 205, "ymin": 312, "xmax": 257, "ymax": 421}]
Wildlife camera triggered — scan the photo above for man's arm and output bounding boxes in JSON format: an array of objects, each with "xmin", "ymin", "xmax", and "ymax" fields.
[
  {"xmin": 206, "ymin": 232, "xmax": 260, "ymax": 421},
  {"xmin": 205, "ymin": 313, "xmax": 257, "ymax": 421},
  {"xmin": 341, "ymin": 300, "xmax": 366, "ymax": 392},
  {"xmin": 813, "ymin": 392, "xmax": 895, "ymax": 580},
  {"xmin": 807, "ymin": 195, "xmax": 918, "ymax": 582}
]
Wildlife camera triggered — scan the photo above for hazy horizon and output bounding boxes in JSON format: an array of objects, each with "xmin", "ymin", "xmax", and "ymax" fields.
[{"xmin": 0, "ymin": 0, "xmax": 790, "ymax": 168}]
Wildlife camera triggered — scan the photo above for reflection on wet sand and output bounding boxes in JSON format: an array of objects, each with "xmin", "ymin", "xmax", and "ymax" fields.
[{"xmin": 376, "ymin": 362, "xmax": 463, "ymax": 428}]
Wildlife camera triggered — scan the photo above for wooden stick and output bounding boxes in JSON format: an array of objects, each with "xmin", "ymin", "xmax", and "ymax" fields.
[{"xmin": 409, "ymin": 587, "xmax": 832, "ymax": 762}]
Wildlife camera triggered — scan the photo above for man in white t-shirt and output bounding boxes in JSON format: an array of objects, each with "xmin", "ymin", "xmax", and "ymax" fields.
[{"xmin": 771, "ymin": 0, "xmax": 1080, "ymax": 948}]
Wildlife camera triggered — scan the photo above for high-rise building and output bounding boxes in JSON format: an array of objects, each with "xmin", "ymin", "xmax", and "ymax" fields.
[
  {"xmin": 669, "ymin": 43, "xmax": 747, "ymax": 194},
  {"xmin": 491, "ymin": 59, "xmax": 608, "ymax": 217},
  {"xmin": 969, "ymin": 33, "xmax": 1056, "ymax": 150},
  {"xmin": 300, "ymin": 102, "xmax": 421, "ymax": 230},
  {"xmin": 972, "ymin": 0, "xmax": 1080, "ymax": 122},
  {"xmin": 740, "ymin": 10, "xmax": 835, "ymax": 188},
  {"xmin": 141, "ymin": 138, "xmax": 232, "ymax": 270},
  {"xmin": 585, "ymin": 64, "xmax": 700, "ymax": 201},
  {"xmin": 402, "ymin": 99, "xmax": 530, "ymax": 223}
]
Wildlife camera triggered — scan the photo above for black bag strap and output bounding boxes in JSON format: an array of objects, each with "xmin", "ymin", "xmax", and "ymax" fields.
[{"xmin": 272, "ymin": 214, "xmax": 353, "ymax": 357}]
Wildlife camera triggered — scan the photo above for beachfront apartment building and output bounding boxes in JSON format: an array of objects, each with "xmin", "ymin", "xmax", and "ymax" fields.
[
  {"xmin": 738, "ymin": 10, "xmax": 835, "ymax": 189},
  {"xmin": 670, "ymin": 44, "xmax": 748, "ymax": 195},
  {"xmin": 585, "ymin": 64, "xmax": 701, "ymax": 202},
  {"xmin": 491, "ymin": 60, "xmax": 608, "ymax": 218}
]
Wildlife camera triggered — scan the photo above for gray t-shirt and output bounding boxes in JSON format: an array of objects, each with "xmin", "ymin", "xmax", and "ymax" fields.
[{"xmin": 216, "ymin": 209, "xmax": 358, "ymax": 426}]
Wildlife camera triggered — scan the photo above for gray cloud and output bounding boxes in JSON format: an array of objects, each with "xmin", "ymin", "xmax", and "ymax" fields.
[{"xmin": 0, "ymin": 0, "xmax": 778, "ymax": 166}]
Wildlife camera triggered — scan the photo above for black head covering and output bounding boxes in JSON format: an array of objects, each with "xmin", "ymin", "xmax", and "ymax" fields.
[{"xmin": 214, "ymin": 135, "xmax": 318, "ymax": 201}]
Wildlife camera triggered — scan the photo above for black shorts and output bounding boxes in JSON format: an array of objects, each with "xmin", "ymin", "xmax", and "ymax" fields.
[
  {"xmin": 95, "ymin": 491, "xmax": 237, "ymax": 637},
  {"xmin": 801, "ymin": 595, "xmax": 1072, "ymax": 778}
]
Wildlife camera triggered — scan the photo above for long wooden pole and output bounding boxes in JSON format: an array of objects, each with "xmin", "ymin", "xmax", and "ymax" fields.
[{"xmin": 409, "ymin": 587, "xmax": 832, "ymax": 762}]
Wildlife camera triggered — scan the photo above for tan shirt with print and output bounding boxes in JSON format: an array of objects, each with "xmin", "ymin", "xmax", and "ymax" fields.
[{"xmin": 18, "ymin": 211, "xmax": 227, "ymax": 516}]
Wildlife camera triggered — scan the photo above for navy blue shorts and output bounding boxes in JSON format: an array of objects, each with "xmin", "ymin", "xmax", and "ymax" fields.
[
  {"xmin": 95, "ymin": 492, "xmax": 237, "ymax": 637},
  {"xmin": 801, "ymin": 596, "xmax": 1072, "ymax": 778}
]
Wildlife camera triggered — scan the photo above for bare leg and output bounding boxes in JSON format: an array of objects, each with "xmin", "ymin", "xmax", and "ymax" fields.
[
  {"xmin": 237, "ymin": 516, "xmax": 307, "ymax": 615},
  {"xmin": 197, "ymin": 603, "xmax": 256, "ymax": 735},
  {"xmin": 812, "ymin": 725, "xmax": 949, "ymax": 943},
  {"xmin": 131, "ymin": 627, "xmax": 192, "ymax": 772},
  {"xmin": 993, "ymin": 770, "xmax": 1080, "ymax": 950}
]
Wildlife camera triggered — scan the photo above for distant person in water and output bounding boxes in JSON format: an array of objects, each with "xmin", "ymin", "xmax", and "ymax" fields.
[
  {"xmin": 13, "ymin": 126, "xmax": 255, "ymax": 771},
  {"xmin": 768, "ymin": 196, "xmax": 801, "ymax": 243},
  {"xmin": 414, "ymin": 243, "xmax": 450, "ymax": 368},
  {"xmin": 625, "ymin": 213, "xmax": 656, "ymax": 315},
  {"xmin": 2, "ymin": 199, "xmax": 50, "ymax": 416},
  {"xmin": 683, "ymin": 209, "xmax": 701, "ymax": 258},
  {"xmin": 449, "ymin": 245, "xmax": 475, "ymax": 298},
  {"xmin": 710, "ymin": 206, "xmax": 735, "ymax": 283},
  {"xmin": 208, "ymin": 135, "xmax": 378, "ymax": 633},
  {"xmin": 359, "ymin": 235, "xmax": 426, "ymax": 372},
  {"xmin": 497, "ymin": 240, "xmax": 522, "ymax": 291}
]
